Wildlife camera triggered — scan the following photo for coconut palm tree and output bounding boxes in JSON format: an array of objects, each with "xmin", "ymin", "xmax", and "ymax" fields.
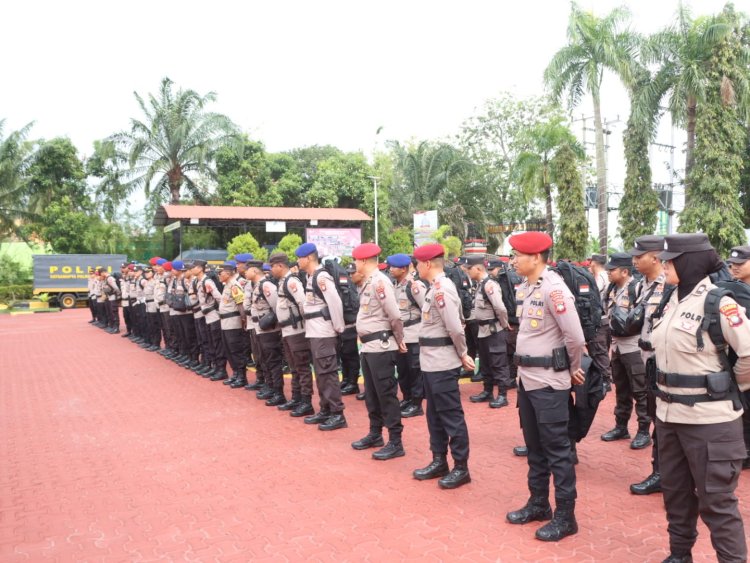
[
  {"xmin": 544, "ymin": 2, "xmax": 635, "ymax": 253},
  {"xmin": 110, "ymin": 77, "xmax": 240, "ymax": 205},
  {"xmin": 0, "ymin": 120, "xmax": 36, "ymax": 238}
]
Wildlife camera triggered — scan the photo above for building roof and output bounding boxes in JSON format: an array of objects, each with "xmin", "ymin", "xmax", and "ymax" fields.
[{"xmin": 153, "ymin": 205, "xmax": 371, "ymax": 226}]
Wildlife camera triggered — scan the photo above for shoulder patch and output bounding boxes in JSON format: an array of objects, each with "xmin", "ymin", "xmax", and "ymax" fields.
[
  {"xmin": 319, "ymin": 278, "xmax": 327, "ymax": 292},
  {"xmin": 412, "ymin": 283, "xmax": 420, "ymax": 295},
  {"xmin": 289, "ymin": 281, "xmax": 297, "ymax": 292},
  {"xmin": 550, "ymin": 289, "xmax": 566, "ymax": 313},
  {"xmin": 376, "ymin": 281, "xmax": 386, "ymax": 300},
  {"xmin": 434, "ymin": 280, "xmax": 441, "ymax": 290},
  {"xmin": 720, "ymin": 303, "xmax": 743, "ymax": 327},
  {"xmin": 435, "ymin": 292, "xmax": 446, "ymax": 308}
]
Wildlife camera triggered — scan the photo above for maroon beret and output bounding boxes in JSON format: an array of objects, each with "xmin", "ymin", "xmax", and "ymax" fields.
[
  {"xmin": 377, "ymin": 263, "xmax": 388, "ymax": 271},
  {"xmin": 148, "ymin": 256, "xmax": 161, "ymax": 266},
  {"xmin": 509, "ymin": 232, "xmax": 553, "ymax": 254},
  {"xmin": 413, "ymin": 243, "xmax": 445, "ymax": 261},
  {"xmin": 352, "ymin": 242, "xmax": 381, "ymax": 260}
]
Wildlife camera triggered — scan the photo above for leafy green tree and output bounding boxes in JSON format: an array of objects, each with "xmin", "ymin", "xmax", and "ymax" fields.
[
  {"xmin": 545, "ymin": 2, "xmax": 635, "ymax": 252},
  {"xmin": 227, "ymin": 233, "xmax": 268, "ymax": 261},
  {"xmin": 553, "ymin": 145, "xmax": 588, "ymax": 260},
  {"xmin": 270, "ymin": 233, "xmax": 303, "ymax": 261},
  {"xmin": 87, "ymin": 139, "xmax": 128, "ymax": 222},
  {"xmin": 36, "ymin": 197, "xmax": 93, "ymax": 253},
  {"xmin": 25, "ymin": 138, "xmax": 88, "ymax": 214},
  {"xmin": 433, "ymin": 225, "xmax": 462, "ymax": 259},
  {"xmin": 381, "ymin": 227, "xmax": 413, "ymax": 257},
  {"xmin": 679, "ymin": 4, "xmax": 748, "ymax": 254},
  {"xmin": 0, "ymin": 252, "xmax": 32, "ymax": 285},
  {"xmin": 308, "ymin": 152, "xmax": 372, "ymax": 209},
  {"xmin": 0, "ymin": 120, "xmax": 35, "ymax": 238},
  {"xmin": 111, "ymin": 77, "xmax": 240, "ymax": 205}
]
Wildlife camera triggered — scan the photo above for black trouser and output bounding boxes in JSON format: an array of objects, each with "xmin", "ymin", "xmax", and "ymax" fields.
[
  {"xmin": 146, "ymin": 312, "xmax": 161, "ymax": 346},
  {"xmin": 612, "ymin": 349, "xmax": 650, "ymax": 430},
  {"xmin": 108, "ymin": 300, "xmax": 119, "ymax": 329},
  {"xmin": 362, "ymin": 350, "xmax": 403, "ymax": 441},
  {"xmin": 88, "ymin": 297, "xmax": 96, "ymax": 320},
  {"xmin": 646, "ymin": 370, "xmax": 660, "ymax": 473},
  {"xmin": 160, "ymin": 311, "xmax": 173, "ymax": 349},
  {"xmin": 221, "ymin": 328, "xmax": 248, "ymax": 374},
  {"xmin": 657, "ymin": 418, "xmax": 746, "ymax": 562},
  {"xmin": 258, "ymin": 331, "xmax": 284, "ymax": 391},
  {"xmin": 395, "ymin": 342, "xmax": 422, "ymax": 401},
  {"xmin": 423, "ymin": 367, "xmax": 469, "ymax": 462},
  {"xmin": 249, "ymin": 329, "xmax": 265, "ymax": 383},
  {"xmin": 518, "ymin": 381, "xmax": 576, "ymax": 501},
  {"xmin": 309, "ymin": 337, "xmax": 344, "ymax": 414},
  {"xmin": 465, "ymin": 320, "xmax": 479, "ymax": 361},
  {"xmin": 178, "ymin": 314, "xmax": 199, "ymax": 360},
  {"xmin": 195, "ymin": 317, "xmax": 209, "ymax": 363},
  {"xmin": 340, "ymin": 326, "xmax": 361, "ymax": 385},
  {"xmin": 477, "ymin": 331, "xmax": 511, "ymax": 393},
  {"xmin": 206, "ymin": 320, "xmax": 225, "ymax": 368},
  {"xmin": 283, "ymin": 332, "xmax": 313, "ymax": 398},
  {"xmin": 122, "ymin": 305, "xmax": 132, "ymax": 333},
  {"xmin": 744, "ymin": 408, "xmax": 750, "ymax": 460},
  {"xmin": 99, "ymin": 300, "xmax": 111, "ymax": 326},
  {"xmin": 507, "ymin": 326, "xmax": 518, "ymax": 381},
  {"xmin": 590, "ymin": 323, "xmax": 612, "ymax": 382},
  {"xmin": 133, "ymin": 303, "xmax": 146, "ymax": 338}
]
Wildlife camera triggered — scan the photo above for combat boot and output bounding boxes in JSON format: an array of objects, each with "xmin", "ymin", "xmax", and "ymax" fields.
[
  {"xmin": 438, "ymin": 460, "xmax": 471, "ymax": 489},
  {"xmin": 631, "ymin": 427, "xmax": 652, "ymax": 450},
  {"xmin": 630, "ymin": 472, "xmax": 661, "ymax": 495},
  {"xmin": 278, "ymin": 393, "xmax": 301, "ymax": 411},
  {"xmin": 245, "ymin": 378, "xmax": 265, "ymax": 391},
  {"xmin": 223, "ymin": 374, "xmax": 237, "ymax": 386},
  {"xmin": 318, "ymin": 412, "xmax": 347, "ymax": 431},
  {"xmin": 351, "ymin": 432, "xmax": 384, "ymax": 450},
  {"xmin": 230, "ymin": 373, "xmax": 248, "ymax": 388},
  {"xmin": 304, "ymin": 410, "xmax": 330, "ymax": 425},
  {"xmin": 535, "ymin": 499, "xmax": 578, "ymax": 541},
  {"xmin": 265, "ymin": 392, "xmax": 286, "ymax": 406},
  {"xmin": 210, "ymin": 370, "xmax": 229, "ymax": 382},
  {"xmin": 291, "ymin": 396, "xmax": 314, "ymax": 417},
  {"xmin": 506, "ymin": 493, "xmax": 552, "ymax": 524},
  {"xmin": 340, "ymin": 382, "xmax": 359, "ymax": 395},
  {"xmin": 469, "ymin": 389, "xmax": 493, "ymax": 403},
  {"xmin": 661, "ymin": 553, "xmax": 692, "ymax": 563},
  {"xmin": 413, "ymin": 453, "xmax": 449, "ymax": 481},
  {"xmin": 601, "ymin": 425, "xmax": 630, "ymax": 442},
  {"xmin": 401, "ymin": 400, "xmax": 424, "ymax": 418},
  {"xmin": 372, "ymin": 440, "xmax": 405, "ymax": 461},
  {"xmin": 513, "ymin": 446, "xmax": 529, "ymax": 457},
  {"xmin": 256, "ymin": 386, "xmax": 275, "ymax": 400},
  {"xmin": 489, "ymin": 392, "xmax": 508, "ymax": 408}
]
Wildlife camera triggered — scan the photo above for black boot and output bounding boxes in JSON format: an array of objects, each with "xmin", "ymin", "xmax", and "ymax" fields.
[
  {"xmin": 304, "ymin": 410, "xmax": 330, "ymax": 425},
  {"xmin": 278, "ymin": 394, "xmax": 301, "ymax": 411},
  {"xmin": 438, "ymin": 460, "xmax": 471, "ymax": 489},
  {"xmin": 506, "ymin": 494, "xmax": 552, "ymax": 524},
  {"xmin": 661, "ymin": 553, "xmax": 692, "ymax": 563},
  {"xmin": 201, "ymin": 367, "xmax": 217, "ymax": 379},
  {"xmin": 230, "ymin": 374, "xmax": 248, "ymax": 388},
  {"xmin": 210, "ymin": 370, "xmax": 229, "ymax": 382},
  {"xmin": 470, "ymin": 371, "xmax": 483, "ymax": 383},
  {"xmin": 245, "ymin": 379, "xmax": 264, "ymax": 391},
  {"xmin": 319, "ymin": 412, "xmax": 347, "ymax": 431},
  {"xmin": 631, "ymin": 428, "xmax": 652, "ymax": 450},
  {"xmin": 535, "ymin": 499, "xmax": 578, "ymax": 541},
  {"xmin": 513, "ymin": 446, "xmax": 529, "ymax": 457},
  {"xmin": 265, "ymin": 392, "xmax": 287, "ymax": 406},
  {"xmin": 356, "ymin": 391, "xmax": 366, "ymax": 400},
  {"xmin": 291, "ymin": 396, "xmax": 314, "ymax": 417},
  {"xmin": 372, "ymin": 440, "xmax": 405, "ymax": 460},
  {"xmin": 401, "ymin": 400, "xmax": 424, "ymax": 418},
  {"xmin": 489, "ymin": 392, "xmax": 508, "ymax": 409},
  {"xmin": 630, "ymin": 472, "xmax": 661, "ymax": 495},
  {"xmin": 398, "ymin": 399, "xmax": 411, "ymax": 410},
  {"xmin": 413, "ymin": 454, "xmax": 449, "ymax": 480},
  {"xmin": 256, "ymin": 386, "xmax": 275, "ymax": 400},
  {"xmin": 340, "ymin": 382, "xmax": 359, "ymax": 396},
  {"xmin": 223, "ymin": 374, "xmax": 237, "ymax": 386},
  {"xmin": 351, "ymin": 432, "xmax": 384, "ymax": 450},
  {"xmin": 601, "ymin": 425, "xmax": 630, "ymax": 442},
  {"xmin": 469, "ymin": 389, "xmax": 493, "ymax": 403}
]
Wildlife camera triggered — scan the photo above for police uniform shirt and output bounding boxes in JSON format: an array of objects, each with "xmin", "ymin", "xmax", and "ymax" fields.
[
  {"xmin": 169, "ymin": 276, "xmax": 189, "ymax": 316},
  {"xmin": 419, "ymin": 273, "xmax": 467, "ymax": 371},
  {"xmin": 637, "ymin": 272, "xmax": 666, "ymax": 360},
  {"xmin": 94, "ymin": 278, "xmax": 105, "ymax": 302},
  {"xmin": 596, "ymin": 271, "xmax": 608, "ymax": 320},
  {"xmin": 154, "ymin": 273, "xmax": 170, "ymax": 313},
  {"xmin": 121, "ymin": 274, "xmax": 131, "ymax": 307},
  {"xmin": 252, "ymin": 278, "xmax": 280, "ymax": 334},
  {"xmin": 474, "ymin": 275, "xmax": 509, "ymax": 338},
  {"xmin": 219, "ymin": 274, "xmax": 244, "ymax": 330},
  {"xmin": 144, "ymin": 277, "xmax": 157, "ymax": 313},
  {"xmin": 242, "ymin": 278, "xmax": 256, "ymax": 332},
  {"xmin": 303, "ymin": 266, "xmax": 345, "ymax": 338},
  {"xmin": 276, "ymin": 272, "xmax": 306, "ymax": 337},
  {"xmin": 394, "ymin": 278, "xmax": 424, "ymax": 345},
  {"xmin": 607, "ymin": 279, "xmax": 640, "ymax": 354},
  {"xmin": 129, "ymin": 277, "xmax": 137, "ymax": 303},
  {"xmin": 105, "ymin": 275, "xmax": 119, "ymax": 302},
  {"xmin": 135, "ymin": 275, "xmax": 147, "ymax": 305},
  {"xmin": 651, "ymin": 277, "xmax": 750, "ymax": 424},
  {"xmin": 87, "ymin": 276, "xmax": 96, "ymax": 297},
  {"xmin": 515, "ymin": 270, "xmax": 586, "ymax": 391},
  {"xmin": 197, "ymin": 275, "xmax": 221, "ymax": 324},
  {"xmin": 187, "ymin": 277, "xmax": 203, "ymax": 319},
  {"xmin": 356, "ymin": 270, "xmax": 404, "ymax": 353}
]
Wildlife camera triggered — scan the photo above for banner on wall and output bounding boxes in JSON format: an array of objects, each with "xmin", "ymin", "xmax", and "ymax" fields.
[
  {"xmin": 305, "ymin": 228, "xmax": 362, "ymax": 258},
  {"xmin": 413, "ymin": 210, "xmax": 438, "ymax": 246}
]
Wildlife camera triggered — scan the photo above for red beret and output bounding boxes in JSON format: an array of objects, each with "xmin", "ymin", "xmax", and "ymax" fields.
[
  {"xmin": 499, "ymin": 256, "xmax": 510, "ymax": 263},
  {"xmin": 352, "ymin": 242, "xmax": 381, "ymax": 260},
  {"xmin": 377, "ymin": 263, "xmax": 388, "ymax": 271},
  {"xmin": 127, "ymin": 264, "xmax": 135, "ymax": 271},
  {"xmin": 162, "ymin": 261, "xmax": 173, "ymax": 271},
  {"xmin": 413, "ymin": 243, "xmax": 445, "ymax": 262},
  {"xmin": 148, "ymin": 256, "xmax": 162, "ymax": 266},
  {"xmin": 509, "ymin": 232, "xmax": 553, "ymax": 254}
]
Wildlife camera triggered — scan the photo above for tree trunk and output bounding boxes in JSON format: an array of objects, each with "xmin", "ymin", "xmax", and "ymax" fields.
[
  {"xmin": 685, "ymin": 96, "xmax": 697, "ymax": 202},
  {"xmin": 592, "ymin": 94, "xmax": 608, "ymax": 253},
  {"xmin": 544, "ymin": 180, "xmax": 554, "ymax": 236}
]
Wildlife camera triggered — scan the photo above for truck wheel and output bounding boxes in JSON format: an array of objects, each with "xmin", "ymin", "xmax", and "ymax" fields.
[{"xmin": 59, "ymin": 293, "xmax": 77, "ymax": 309}]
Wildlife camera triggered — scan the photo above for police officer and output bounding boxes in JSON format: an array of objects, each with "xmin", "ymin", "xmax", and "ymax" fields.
[
  {"xmin": 588, "ymin": 253, "xmax": 612, "ymax": 390},
  {"xmin": 142, "ymin": 267, "xmax": 161, "ymax": 350},
  {"xmin": 119, "ymin": 263, "xmax": 133, "ymax": 337},
  {"xmin": 95, "ymin": 268, "xmax": 110, "ymax": 328},
  {"xmin": 411, "ymin": 244, "xmax": 473, "ymax": 489},
  {"xmin": 236, "ymin": 254, "xmax": 264, "ymax": 392},
  {"xmin": 158, "ymin": 261, "xmax": 178, "ymax": 357},
  {"xmin": 132, "ymin": 265, "xmax": 147, "ymax": 343},
  {"xmin": 505, "ymin": 232, "xmax": 585, "ymax": 542},
  {"xmin": 628, "ymin": 235, "xmax": 669, "ymax": 495},
  {"xmin": 350, "ymin": 243, "xmax": 406, "ymax": 460},
  {"xmin": 295, "ymin": 243, "xmax": 348, "ymax": 431},
  {"xmin": 194, "ymin": 262, "xmax": 225, "ymax": 379},
  {"xmin": 389, "ymin": 253, "xmax": 425, "ymax": 418},
  {"xmin": 457, "ymin": 256, "xmax": 481, "ymax": 381},
  {"xmin": 466, "ymin": 255, "xmax": 511, "ymax": 408},
  {"xmin": 601, "ymin": 253, "xmax": 651, "ymax": 450},
  {"xmin": 652, "ymin": 233, "xmax": 749, "ymax": 563},
  {"xmin": 270, "ymin": 252, "xmax": 315, "ymax": 417},
  {"xmin": 216, "ymin": 260, "xmax": 247, "ymax": 383},
  {"xmin": 87, "ymin": 268, "xmax": 97, "ymax": 323}
]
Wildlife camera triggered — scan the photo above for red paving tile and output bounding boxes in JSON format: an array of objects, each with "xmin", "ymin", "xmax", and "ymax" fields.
[{"xmin": 0, "ymin": 309, "xmax": 748, "ymax": 562}]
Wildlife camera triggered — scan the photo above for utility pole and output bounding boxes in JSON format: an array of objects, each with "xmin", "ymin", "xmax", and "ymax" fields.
[{"xmin": 368, "ymin": 176, "xmax": 381, "ymax": 245}]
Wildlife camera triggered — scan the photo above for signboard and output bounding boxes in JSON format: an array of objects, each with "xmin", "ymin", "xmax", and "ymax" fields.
[
  {"xmin": 33, "ymin": 254, "xmax": 128, "ymax": 291},
  {"xmin": 305, "ymin": 228, "xmax": 362, "ymax": 258},
  {"xmin": 413, "ymin": 210, "xmax": 438, "ymax": 246},
  {"xmin": 266, "ymin": 221, "xmax": 287, "ymax": 233},
  {"xmin": 164, "ymin": 221, "xmax": 181, "ymax": 233}
]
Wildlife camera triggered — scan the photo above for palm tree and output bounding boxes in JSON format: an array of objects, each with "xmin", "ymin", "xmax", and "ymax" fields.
[
  {"xmin": 544, "ymin": 2, "xmax": 634, "ymax": 253},
  {"xmin": 514, "ymin": 115, "xmax": 583, "ymax": 236},
  {"xmin": 0, "ymin": 120, "xmax": 36, "ymax": 238},
  {"xmin": 110, "ymin": 77, "xmax": 240, "ymax": 205}
]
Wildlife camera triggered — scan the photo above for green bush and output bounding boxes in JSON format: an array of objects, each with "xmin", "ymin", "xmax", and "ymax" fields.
[
  {"xmin": 269, "ymin": 233, "xmax": 303, "ymax": 262},
  {"xmin": 227, "ymin": 233, "xmax": 268, "ymax": 262},
  {"xmin": 0, "ymin": 284, "xmax": 33, "ymax": 302}
]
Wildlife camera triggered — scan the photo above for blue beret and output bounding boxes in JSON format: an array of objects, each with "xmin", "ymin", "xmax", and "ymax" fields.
[
  {"xmin": 262, "ymin": 263, "xmax": 271, "ymax": 271},
  {"xmin": 155, "ymin": 258, "xmax": 167, "ymax": 266},
  {"xmin": 221, "ymin": 260, "xmax": 237, "ymax": 270},
  {"xmin": 233, "ymin": 253, "xmax": 253, "ymax": 263},
  {"xmin": 295, "ymin": 243, "xmax": 317, "ymax": 258},
  {"xmin": 386, "ymin": 253, "xmax": 411, "ymax": 268},
  {"xmin": 172, "ymin": 260, "xmax": 186, "ymax": 271}
]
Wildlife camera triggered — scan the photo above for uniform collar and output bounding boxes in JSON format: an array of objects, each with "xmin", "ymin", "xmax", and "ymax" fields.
[{"xmin": 689, "ymin": 277, "xmax": 712, "ymax": 297}]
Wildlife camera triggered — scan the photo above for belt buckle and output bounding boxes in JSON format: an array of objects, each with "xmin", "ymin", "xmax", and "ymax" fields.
[{"xmin": 380, "ymin": 332, "xmax": 390, "ymax": 349}]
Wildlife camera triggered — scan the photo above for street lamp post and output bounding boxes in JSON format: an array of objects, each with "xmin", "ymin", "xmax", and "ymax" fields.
[{"xmin": 368, "ymin": 175, "xmax": 381, "ymax": 245}]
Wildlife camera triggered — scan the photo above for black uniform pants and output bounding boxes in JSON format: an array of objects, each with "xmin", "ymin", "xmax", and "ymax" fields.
[
  {"xmin": 656, "ymin": 418, "xmax": 746, "ymax": 562},
  {"xmin": 340, "ymin": 326, "xmax": 361, "ymax": 385},
  {"xmin": 506, "ymin": 326, "xmax": 518, "ymax": 381},
  {"xmin": 88, "ymin": 296, "xmax": 96, "ymax": 320},
  {"xmin": 258, "ymin": 331, "xmax": 284, "ymax": 392},
  {"xmin": 221, "ymin": 328, "xmax": 248, "ymax": 374},
  {"xmin": 122, "ymin": 304, "xmax": 131, "ymax": 333},
  {"xmin": 177, "ymin": 314, "xmax": 199, "ymax": 360},
  {"xmin": 99, "ymin": 300, "xmax": 111, "ymax": 326},
  {"xmin": 646, "ymin": 369, "xmax": 660, "ymax": 473},
  {"xmin": 612, "ymin": 349, "xmax": 650, "ymax": 430},
  {"xmin": 146, "ymin": 312, "xmax": 160, "ymax": 346},
  {"xmin": 159, "ymin": 311, "xmax": 172, "ymax": 349},
  {"xmin": 195, "ymin": 317, "xmax": 209, "ymax": 363},
  {"xmin": 478, "ymin": 331, "xmax": 511, "ymax": 393},
  {"xmin": 133, "ymin": 304, "xmax": 146, "ymax": 338},
  {"xmin": 395, "ymin": 342, "xmax": 422, "ymax": 401},
  {"xmin": 249, "ymin": 329, "xmax": 265, "ymax": 383},
  {"xmin": 424, "ymin": 368, "xmax": 469, "ymax": 462},
  {"xmin": 206, "ymin": 320, "xmax": 224, "ymax": 368},
  {"xmin": 362, "ymin": 350, "xmax": 403, "ymax": 440},
  {"xmin": 518, "ymin": 381, "xmax": 577, "ymax": 501},
  {"xmin": 590, "ymin": 323, "xmax": 612, "ymax": 383},
  {"xmin": 309, "ymin": 337, "xmax": 344, "ymax": 414},
  {"xmin": 108, "ymin": 300, "xmax": 119, "ymax": 329},
  {"xmin": 283, "ymin": 332, "xmax": 313, "ymax": 398}
]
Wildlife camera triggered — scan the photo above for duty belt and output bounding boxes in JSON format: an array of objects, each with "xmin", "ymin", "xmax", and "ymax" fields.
[
  {"xmin": 654, "ymin": 369, "xmax": 739, "ymax": 408},
  {"xmin": 278, "ymin": 315, "xmax": 302, "ymax": 328},
  {"xmin": 403, "ymin": 318, "xmax": 421, "ymax": 328},
  {"xmin": 219, "ymin": 311, "xmax": 240, "ymax": 319},
  {"xmin": 513, "ymin": 354, "xmax": 554, "ymax": 368},
  {"xmin": 360, "ymin": 330, "xmax": 394, "ymax": 346},
  {"xmin": 419, "ymin": 336, "xmax": 453, "ymax": 347},
  {"xmin": 476, "ymin": 318, "xmax": 498, "ymax": 326},
  {"xmin": 656, "ymin": 370, "xmax": 719, "ymax": 388},
  {"xmin": 303, "ymin": 310, "xmax": 327, "ymax": 320},
  {"xmin": 158, "ymin": 301, "xmax": 166, "ymax": 307},
  {"xmin": 145, "ymin": 299, "xmax": 154, "ymax": 303},
  {"xmin": 201, "ymin": 304, "xmax": 218, "ymax": 315}
]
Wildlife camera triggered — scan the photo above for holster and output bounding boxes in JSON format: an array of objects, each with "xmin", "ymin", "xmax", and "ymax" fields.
[
  {"xmin": 551, "ymin": 346, "xmax": 570, "ymax": 372},
  {"xmin": 645, "ymin": 356, "xmax": 657, "ymax": 390}
]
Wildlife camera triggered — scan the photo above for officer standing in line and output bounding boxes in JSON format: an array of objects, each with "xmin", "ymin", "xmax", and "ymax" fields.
[
  {"xmin": 167, "ymin": 261, "xmax": 187, "ymax": 363},
  {"xmin": 216, "ymin": 260, "xmax": 247, "ymax": 383},
  {"xmin": 389, "ymin": 253, "xmax": 426, "ymax": 418},
  {"xmin": 588, "ymin": 253, "xmax": 612, "ymax": 390},
  {"xmin": 458, "ymin": 257, "xmax": 481, "ymax": 381},
  {"xmin": 132, "ymin": 265, "xmax": 147, "ymax": 343},
  {"xmin": 628, "ymin": 235, "xmax": 668, "ymax": 495},
  {"xmin": 87, "ymin": 268, "xmax": 97, "ymax": 323},
  {"xmin": 158, "ymin": 261, "xmax": 178, "ymax": 357},
  {"xmin": 350, "ymin": 243, "xmax": 407, "ymax": 460},
  {"xmin": 95, "ymin": 268, "xmax": 111, "ymax": 328},
  {"xmin": 601, "ymin": 253, "xmax": 651, "ymax": 450},
  {"xmin": 152, "ymin": 259, "xmax": 167, "ymax": 353},
  {"xmin": 127, "ymin": 264, "xmax": 139, "ymax": 341},
  {"xmin": 194, "ymin": 260, "xmax": 225, "ymax": 379},
  {"xmin": 652, "ymin": 233, "xmax": 749, "ymax": 563},
  {"xmin": 102, "ymin": 268, "xmax": 121, "ymax": 334},
  {"xmin": 505, "ymin": 232, "xmax": 585, "ymax": 542},
  {"xmin": 411, "ymin": 244, "xmax": 474, "ymax": 489},
  {"xmin": 187, "ymin": 260, "xmax": 211, "ymax": 374},
  {"xmin": 142, "ymin": 267, "xmax": 161, "ymax": 351},
  {"xmin": 488, "ymin": 258, "xmax": 520, "ymax": 388},
  {"xmin": 727, "ymin": 245, "xmax": 750, "ymax": 470},
  {"xmin": 466, "ymin": 255, "xmax": 511, "ymax": 408},
  {"xmin": 270, "ymin": 252, "xmax": 315, "ymax": 417},
  {"xmin": 236, "ymin": 254, "xmax": 264, "ymax": 391},
  {"xmin": 295, "ymin": 243, "xmax": 348, "ymax": 431},
  {"xmin": 173, "ymin": 261, "xmax": 200, "ymax": 369},
  {"xmin": 119, "ymin": 263, "xmax": 133, "ymax": 337}
]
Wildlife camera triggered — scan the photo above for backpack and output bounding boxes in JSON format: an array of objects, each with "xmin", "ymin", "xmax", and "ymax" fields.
[
  {"xmin": 282, "ymin": 274, "xmax": 305, "ymax": 327},
  {"xmin": 203, "ymin": 269, "xmax": 224, "ymax": 295},
  {"xmin": 552, "ymin": 261, "xmax": 602, "ymax": 342},
  {"xmin": 312, "ymin": 261, "xmax": 359, "ymax": 324},
  {"xmin": 489, "ymin": 263, "xmax": 522, "ymax": 326},
  {"xmin": 605, "ymin": 278, "xmax": 638, "ymax": 337},
  {"xmin": 444, "ymin": 264, "xmax": 473, "ymax": 319},
  {"xmin": 405, "ymin": 278, "xmax": 429, "ymax": 309}
]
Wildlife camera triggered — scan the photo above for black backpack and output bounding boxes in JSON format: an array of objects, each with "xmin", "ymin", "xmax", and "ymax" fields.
[
  {"xmin": 405, "ymin": 278, "xmax": 428, "ymax": 308},
  {"xmin": 489, "ymin": 263, "xmax": 522, "ymax": 326},
  {"xmin": 444, "ymin": 264, "xmax": 473, "ymax": 319},
  {"xmin": 552, "ymin": 261, "xmax": 602, "ymax": 342},
  {"xmin": 203, "ymin": 269, "xmax": 224, "ymax": 295},
  {"xmin": 605, "ymin": 279, "xmax": 638, "ymax": 337},
  {"xmin": 313, "ymin": 261, "xmax": 359, "ymax": 324}
]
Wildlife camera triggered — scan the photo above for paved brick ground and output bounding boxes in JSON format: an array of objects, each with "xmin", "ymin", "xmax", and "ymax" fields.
[{"xmin": 1, "ymin": 309, "xmax": 748, "ymax": 562}]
